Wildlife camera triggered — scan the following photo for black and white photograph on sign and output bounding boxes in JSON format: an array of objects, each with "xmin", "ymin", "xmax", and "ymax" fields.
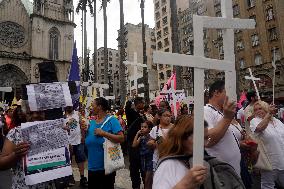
[
  {"xmin": 21, "ymin": 119, "xmax": 69, "ymax": 156},
  {"xmin": 26, "ymin": 82, "xmax": 73, "ymax": 111},
  {"xmin": 20, "ymin": 119, "xmax": 72, "ymax": 185}
]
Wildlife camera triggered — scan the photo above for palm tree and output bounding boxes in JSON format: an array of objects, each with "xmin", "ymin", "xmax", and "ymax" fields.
[
  {"xmin": 119, "ymin": 0, "xmax": 126, "ymax": 105},
  {"xmin": 170, "ymin": 0, "xmax": 182, "ymax": 89},
  {"xmin": 76, "ymin": 0, "xmax": 93, "ymax": 82},
  {"xmin": 101, "ymin": 0, "xmax": 111, "ymax": 95},
  {"xmin": 140, "ymin": 0, "xmax": 150, "ymax": 103},
  {"xmin": 93, "ymin": 0, "xmax": 97, "ymax": 82}
]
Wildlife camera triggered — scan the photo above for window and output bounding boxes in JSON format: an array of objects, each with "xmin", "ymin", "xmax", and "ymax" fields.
[
  {"xmin": 162, "ymin": 16, "xmax": 168, "ymax": 26},
  {"xmin": 233, "ymin": 4, "xmax": 240, "ymax": 16},
  {"xmin": 155, "ymin": 12, "xmax": 160, "ymax": 20},
  {"xmin": 109, "ymin": 63, "xmax": 112, "ymax": 67},
  {"xmin": 236, "ymin": 40, "xmax": 244, "ymax": 51},
  {"xmin": 155, "ymin": 2, "xmax": 160, "ymax": 9},
  {"xmin": 163, "ymin": 27, "xmax": 169, "ymax": 36},
  {"xmin": 162, "ymin": 6, "xmax": 167, "ymax": 15},
  {"xmin": 239, "ymin": 58, "xmax": 245, "ymax": 69},
  {"xmin": 268, "ymin": 27, "xmax": 278, "ymax": 41},
  {"xmin": 218, "ymin": 45, "xmax": 224, "ymax": 56},
  {"xmin": 158, "ymin": 41, "xmax": 163, "ymax": 49},
  {"xmin": 164, "ymin": 38, "xmax": 169, "ymax": 47},
  {"xmin": 109, "ymin": 57, "xmax": 112, "ymax": 61},
  {"xmin": 98, "ymin": 52, "xmax": 100, "ymax": 56},
  {"xmin": 49, "ymin": 27, "xmax": 60, "ymax": 60},
  {"xmin": 266, "ymin": 7, "xmax": 274, "ymax": 21},
  {"xmin": 251, "ymin": 34, "xmax": 259, "ymax": 47},
  {"xmin": 109, "ymin": 51, "xmax": 112, "ymax": 56},
  {"xmin": 161, "ymin": 0, "xmax": 166, "ymax": 5},
  {"xmin": 159, "ymin": 72, "xmax": 165, "ymax": 80},
  {"xmin": 157, "ymin": 31, "xmax": 162, "ymax": 40},
  {"xmin": 160, "ymin": 83, "xmax": 164, "ymax": 90},
  {"xmin": 156, "ymin": 21, "xmax": 161, "ymax": 29},
  {"xmin": 166, "ymin": 70, "xmax": 171, "ymax": 78},
  {"xmin": 217, "ymin": 29, "xmax": 223, "ymax": 39},
  {"xmin": 247, "ymin": 0, "xmax": 255, "ymax": 8},
  {"xmin": 254, "ymin": 53, "xmax": 262, "ymax": 65},
  {"xmin": 272, "ymin": 48, "xmax": 281, "ymax": 61},
  {"xmin": 164, "ymin": 48, "xmax": 169, "ymax": 52},
  {"xmin": 159, "ymin": 64, "xmax": 164, "ymax": 70}
]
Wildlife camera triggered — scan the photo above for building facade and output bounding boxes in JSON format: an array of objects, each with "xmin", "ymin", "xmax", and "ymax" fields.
[
  {"xmin": 0, "ymin": 0, "xmax": 75, "ymax": 101},
  {"xmin": 118, "ymin": 23, "xmax": 158, "ymax": 100},
  {"xmin": 232, "ymin": 0, "xmax": 284, "ymax": 102},
  {"xmin": 153, "ymin": 0, "xmax": 189, "ymax": 91},
  {"xmin": 96, "ymin": 47, "xmax": 120, "ymax": 97},
  {"xmin": 176, "ymin": 0, "xmax": 284, "ymax": 102}
]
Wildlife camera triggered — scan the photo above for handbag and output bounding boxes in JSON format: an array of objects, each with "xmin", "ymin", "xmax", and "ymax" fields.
[
  {"xmin": 100, "ymin": 116, "xmax": 125, "ymax": 175},
  {"xmin": 252, "ymin": 135, "xmax": 273, "ymax": 171}
]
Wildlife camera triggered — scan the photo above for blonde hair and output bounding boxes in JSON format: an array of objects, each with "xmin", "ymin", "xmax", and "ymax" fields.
[{"xmin": 253, "ymin": 100, "xmax": 269, "ymax": 113}]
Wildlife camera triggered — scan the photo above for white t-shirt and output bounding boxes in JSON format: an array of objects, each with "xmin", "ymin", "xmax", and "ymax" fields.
[
  {"xmin": 153, "ymin": 159, "xmax": 188, "ymax": 189},
  {"xmin": 237, "ymin": 107, "xmax": 245, "ymax": 125},
  {"xmin": 150, "ymin": 125, "xmax": 170, "ymax": 168},
  {"xmin": 204, "ymin": 104, "xmax": 241, "ymax": 175},
  {"xmin": 65, "ymin": 111, "xmax": 81, "ymax": 145},
  {"xmin": 250, "ymin": 117, "xmax": 284, "ymax": 170}
]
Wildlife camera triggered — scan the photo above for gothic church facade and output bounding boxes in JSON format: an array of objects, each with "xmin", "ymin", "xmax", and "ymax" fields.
[{"xmin": 0, "ymin": 0, "xmax": 75, "ymax": 99}]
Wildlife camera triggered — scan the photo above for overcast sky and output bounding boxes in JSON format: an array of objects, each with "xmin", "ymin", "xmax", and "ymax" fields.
[{"xmin": 74, "ymin": 0, "xmax": 155, "ymax": 57}]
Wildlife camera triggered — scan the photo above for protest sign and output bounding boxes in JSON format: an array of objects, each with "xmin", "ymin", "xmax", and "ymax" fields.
[{"xmin": 21, "ymin": 119, "xmax": 72, "ymax": 185}]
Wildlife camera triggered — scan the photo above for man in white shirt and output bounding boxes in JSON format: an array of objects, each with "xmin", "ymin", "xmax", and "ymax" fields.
[{"xmin": 204, "ymin": 80, "xmax": 241, "ymax": 175}]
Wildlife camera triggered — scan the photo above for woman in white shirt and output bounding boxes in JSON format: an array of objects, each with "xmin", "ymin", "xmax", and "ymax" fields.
[
  {"xmin": 250, "ymin": 100, "xmax": 284, "ymax": 189},
  {"xmin": 152, "ymin": 115, "xmax": 208, "ymax": 189}
]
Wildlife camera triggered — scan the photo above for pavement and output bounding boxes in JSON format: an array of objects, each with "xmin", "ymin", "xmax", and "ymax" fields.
[{"xmin": 71, "ymin": 155, "xmax": 133, "ymax": 189}]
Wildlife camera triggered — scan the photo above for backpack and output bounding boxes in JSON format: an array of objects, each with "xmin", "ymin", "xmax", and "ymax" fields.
[{"xmin": 156, "ymin": 155, "xmax": 245, "ymax": 189}]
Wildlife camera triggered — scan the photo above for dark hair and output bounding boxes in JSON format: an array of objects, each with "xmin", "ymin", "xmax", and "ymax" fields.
[
  {"xmin": 12, "ymin": 106, "xmax": 27, "ymax": 127},
  {"xmin": 159, "ymin": 100, "xmax": 170, "ymax": 110},
  {"xmin": 143, "ymin": 120, "xmax": 154, "ymax": 130},
  {"xmin": 134, "ymin": 97, "xmax": 144, "ymax": 106},
  {"xmin": 208, "ymin": 80, "xmax": 225, "ymax": 99},
  {"xmin": 157, "ymin": 108, "xmax": 171, "ymax": 116},
  {"xmin": 95, "ymin": 97, "xmax": 110, "ymax": 112},
  {"xmin": 246, "ymin": 91, "xmax": 256, "ymax": 103}
]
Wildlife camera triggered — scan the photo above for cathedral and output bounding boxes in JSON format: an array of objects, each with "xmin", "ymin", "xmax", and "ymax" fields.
[{"xmin": 0, "ymin": 0, "xmax": 75, "ymax": 102}]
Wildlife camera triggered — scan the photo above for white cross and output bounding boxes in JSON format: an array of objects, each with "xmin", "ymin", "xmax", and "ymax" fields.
[
  {"xmin": 245, "ymin": 68, "xmax": 260, "ymax": 100},
  {"xmin": 82, "ymin": 82, "xmax": 109, "ymax": 97},
  {"xmin": 123, "ymin": 52, "xmax": 147, "ymax": 97},
  {"xmin": 0, "ymin": 87, "xmax": 12, "ymax": 93},
  {"xmin": 153, "ymin": 0, "xmax": 255, "ymax": 166},
  {"xmin": 160, "ymin": 80, "xmax": 184, "ymax": 118}
]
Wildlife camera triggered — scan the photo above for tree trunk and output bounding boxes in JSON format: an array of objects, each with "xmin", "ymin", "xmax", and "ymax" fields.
[
  {"xmin": 103, "ymin": 0, "xmax": 109, "ymax": 95},
  {"xmin": 81, "ymin": 9, "xmax": 84, "ymax": 81},
  {"xmin": 119, "ymin": 0, "xmax": 126, "ymax": 106},
  {"xmin": 84, "ymin": 9, "xmax": 89, "ymax": 82},
  {"xmin": 140, "ymin": 0, "xmax": 149, "ymax": 103},
  {"xmin": 93, "ymin": 0, "xmax": 97, "ymax": 82},
  {"xmin": 170, "ymin": 0, "xmax": 182, "ymax": 89}
]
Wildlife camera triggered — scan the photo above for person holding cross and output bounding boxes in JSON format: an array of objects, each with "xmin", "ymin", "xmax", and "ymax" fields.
[{"xmin": 204, "ymin": 80, "xmax": 241, "ymax": 175}]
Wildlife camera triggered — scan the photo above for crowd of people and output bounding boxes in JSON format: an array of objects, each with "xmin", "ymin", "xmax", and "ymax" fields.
[{"xmin": 0, "ymin": 79, "xmax": 284, "ymax": 189}]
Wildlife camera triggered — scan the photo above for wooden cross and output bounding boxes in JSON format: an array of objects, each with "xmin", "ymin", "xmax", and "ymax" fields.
[
  {"xmin": 245, "ymin": 68, "xmax": 260, "ymax": 100},
  {"xmin": 160, "ymin": 80, "xmax": 184, "ymax": 118},
  {"xmin": 153, "ymin": 0, "xmax": 255, "ymax": 166},
  {"xmin": 123, "ymin": 52, "xmax": 147, "ymax": 97}
]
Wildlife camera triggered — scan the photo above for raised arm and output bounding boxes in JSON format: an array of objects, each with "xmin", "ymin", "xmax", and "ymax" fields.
[{"xmin": 206, "ymin": 97, "xmax": 236, "ymax": 147}]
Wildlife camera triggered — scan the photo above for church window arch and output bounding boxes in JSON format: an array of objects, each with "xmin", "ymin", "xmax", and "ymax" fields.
[{"xmin": 49, "ymin": 27, "xmax": 60, "ymax": 60}]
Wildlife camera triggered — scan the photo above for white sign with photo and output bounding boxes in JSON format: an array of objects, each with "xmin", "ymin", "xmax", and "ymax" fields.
[
  {"xmin": 26, "ymin": 82, "xmax": 73, "ymax": 111},
  {"xmin": 21, "ymin": 119, "xmax": 72, "ymax": 185}
]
